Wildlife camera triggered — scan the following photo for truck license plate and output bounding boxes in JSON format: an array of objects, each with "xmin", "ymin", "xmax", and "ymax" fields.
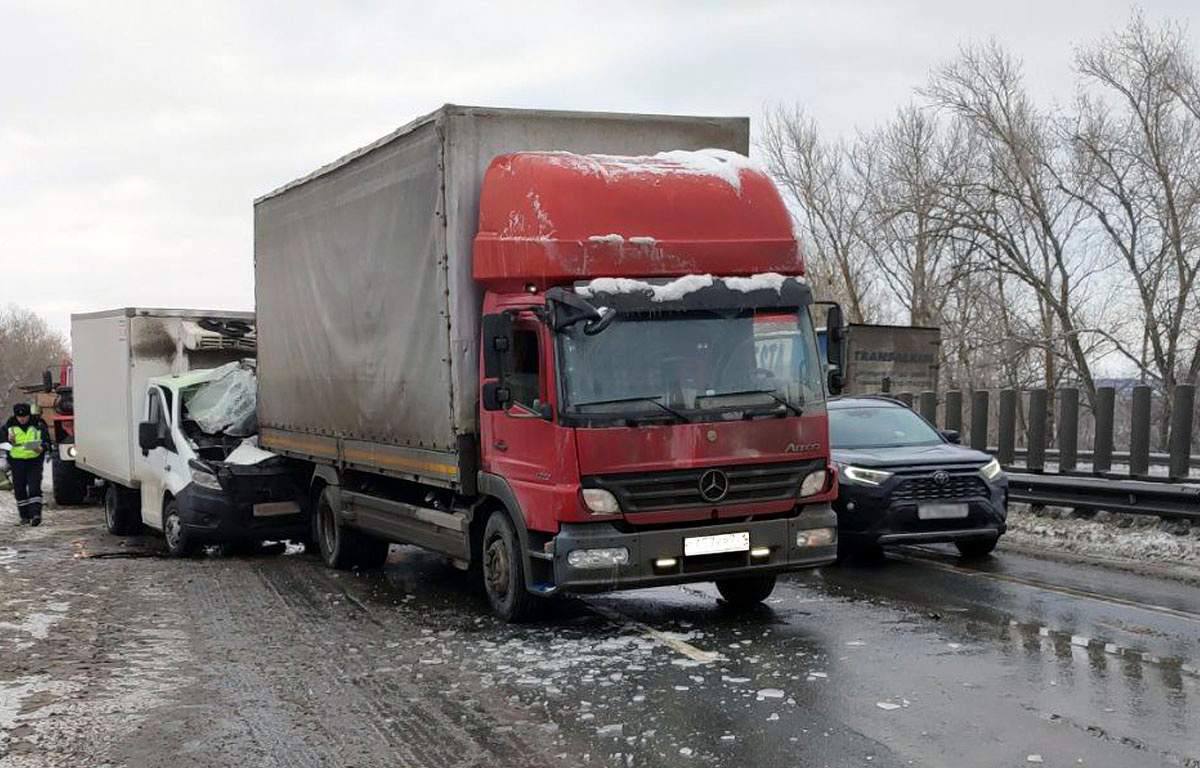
[
  {"xmin": 918, "ymin": 503, "xmax": 969, "ymax": 520},
  {"xmin": 684, "ymin": 531, "xmax": 750, "ymax": 557},
  {"xmin": 253, "ymin": 501, "xmax": 300, "ymax": 518}
]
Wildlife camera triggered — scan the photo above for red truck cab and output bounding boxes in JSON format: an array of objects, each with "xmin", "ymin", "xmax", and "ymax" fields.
[{"xmin": 471, "ymin": 150, "xmax": 842, "ymax": 616}]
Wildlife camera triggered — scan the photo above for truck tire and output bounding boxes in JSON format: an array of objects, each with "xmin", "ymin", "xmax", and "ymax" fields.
[
  {"xmin": 481, "ymin": 511, "xmax": 538, "ymax": 622},
  {"xmin": 315, "ymin": 487, "xmax": 388, "ymax": 570},
  {"xmin": 715, "ymin": 574, "xmax": 777, "ymax": 608},
  {"xmin": 52, "ymin": 456, "xmax": 88, "ymax": 506},
  {"xmin": 955, "ymin": 537, "xmax": 998, "ymax": 559},
  {"xmin": 104, "ymin": 484, "xmax": 139, "ymax": 536},
  {"xmin": 163, "ymin": 500, "xmax": 197, "ymax": 557}
]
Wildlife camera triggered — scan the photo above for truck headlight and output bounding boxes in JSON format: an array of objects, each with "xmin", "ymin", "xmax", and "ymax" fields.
[
  {"xmin": 190, "ymin": 469, "xmax": 222, "ymax": 490},
  {"xmin": 581, "ymin": 488, "xmax": 620, "ymax": 516},
  {"xmin": 67, "ymin": 445, "xmax": 77, "ymax": 459},
  {"xmin": 980, "ymin": 458, "xmax": 1003, "ymax": 480},
  {"xmin": 797, "ymin": 527, "xmax": 836, "ymax": 547},
  {"xmin": 842, "ymin": 466, "xmax": 893, "ymax": 486},
  {"xmin": 567, "ymin": 547, "xmax": 630, "ymax": 569},
  {"xmin": 799, "ymin": 469, "xmax": 829, "ymax": 497}
]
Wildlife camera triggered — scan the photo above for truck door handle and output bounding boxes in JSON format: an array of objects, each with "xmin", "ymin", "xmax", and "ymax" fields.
[{"xmin": 493, "ymin": 440, "xmax": 508, "ymax": 452}]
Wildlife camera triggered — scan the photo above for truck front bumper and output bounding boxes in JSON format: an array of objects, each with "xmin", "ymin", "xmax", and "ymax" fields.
[
  {"xmin": 175, "ymin": 483, "xmax": 308, "ymax": 544},
  {"xmin": 551, "ymin": 503, "xmax": 837, "ymax": 593}
]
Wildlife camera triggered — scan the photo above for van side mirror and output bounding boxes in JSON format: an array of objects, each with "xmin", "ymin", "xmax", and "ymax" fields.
[
  {"xmin": 825, "ymin": 304, "xmax": 846, "ymax": 396},
  {"xmin": 138, "ymin": 421, "xmax": 159, "ymax": 455},
  {"xmin": 482, "ymin": 382, "xmax": 511, "ymax": 412}
]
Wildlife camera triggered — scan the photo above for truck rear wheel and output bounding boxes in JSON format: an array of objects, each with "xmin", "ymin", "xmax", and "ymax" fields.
[
  {"xmin": 104, "ymin": 484, "xmax": 139, "ymax": 536},
  {"xmin": 482, "ymin": 511, "xmax": 538, "ymax": 622},
  {"xmin": 316, "ymin": 487, "xmax": 388, "ymax": 570},
  {"xmin": 52, "ymin": 456, "xmax": 89, "ymax": 505},
  {"xmin": 715, "ymin": 574, "xmax": 777, "ymax": 609}
]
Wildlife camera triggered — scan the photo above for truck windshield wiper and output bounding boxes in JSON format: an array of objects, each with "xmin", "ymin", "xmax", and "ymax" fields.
[
  {"xmin": 699, "ymin": 389, "xmax": 804, "ymax": 416},
  {"xmin": 572, "ymin": 395, "xmax": 691, "ymax": 423}
]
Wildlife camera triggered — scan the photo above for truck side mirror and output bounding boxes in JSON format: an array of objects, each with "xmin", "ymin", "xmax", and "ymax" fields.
[
  {"xmin": 482, "ymin": 382, "xmax": 511, "ymax": 412},
  {"xmin": 481, "ymin": 313, "xmax": 513, "ymax": 379},
  {"xmin": 138, "ymin": 421, "xmax": 159, "ymax": 455},
  {"xmin": 825, "ymin": 304, "xmax": 846, "ymax": 396}
]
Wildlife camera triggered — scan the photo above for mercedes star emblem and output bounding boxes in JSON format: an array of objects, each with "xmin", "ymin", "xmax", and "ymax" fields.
[{"xmin": 698, "ymin": 469, "xmax": 730, "ymax": 503}]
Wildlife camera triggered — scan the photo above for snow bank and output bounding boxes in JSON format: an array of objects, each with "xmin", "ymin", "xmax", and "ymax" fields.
[{"xmin": 577, "ymin": 273, "xmax": 796, "ymax": 302}]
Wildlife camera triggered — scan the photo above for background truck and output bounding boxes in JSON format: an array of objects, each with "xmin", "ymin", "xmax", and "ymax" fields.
[
  {"xmin": 72, "ymin": 308, "xmax": 307, "ymax": 554},
  {"xmin": 817, "ymin": 320, "xmax": 942, "ymax": 395},
  {"xmin": 17, "ymin": 362, "xmax": 91, "ymax": 503},
  {"xmin": 256, "ymin": 105, "xmax": 847, "ymax": 620}
]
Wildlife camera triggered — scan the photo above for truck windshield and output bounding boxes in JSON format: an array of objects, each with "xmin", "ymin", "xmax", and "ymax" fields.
[{"xmin": 557, "ymin": 307, "xmax": 824, "ymax": 423}]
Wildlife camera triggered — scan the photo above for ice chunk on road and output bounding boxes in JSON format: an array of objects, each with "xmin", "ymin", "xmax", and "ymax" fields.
[
  {"xmin": 876, "ymin": 702, "xmax": 902, "ymax": 711},
  {"xmin": 756, "ymin": 688, "xmax": 785, "ymax": 700}
]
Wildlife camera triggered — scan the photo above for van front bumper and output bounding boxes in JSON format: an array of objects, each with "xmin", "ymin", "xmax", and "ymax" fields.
[
  {"xmin": 551, "ymin": 503, "xmax": 837, "ymax": 593},
  {"xmin": 175, "ymin": 482, "xmax": 307, "ymax": 543}
]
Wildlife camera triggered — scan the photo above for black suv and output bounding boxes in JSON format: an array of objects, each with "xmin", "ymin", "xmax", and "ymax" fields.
[{"xmin": 829, "ymin": 396, "xmax": 1007, "ymax": 559}]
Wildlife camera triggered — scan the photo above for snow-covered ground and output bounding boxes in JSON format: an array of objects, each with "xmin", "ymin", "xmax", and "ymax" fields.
[{"xmin": 1004, "ymin": 503, "xmax": 1200, "ymax": 581}]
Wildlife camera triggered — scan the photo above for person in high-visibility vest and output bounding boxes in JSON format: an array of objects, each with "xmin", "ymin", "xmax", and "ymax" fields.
[{"xmin": 4, "ymin": 403, "xmax": 50, "ymax": 526}]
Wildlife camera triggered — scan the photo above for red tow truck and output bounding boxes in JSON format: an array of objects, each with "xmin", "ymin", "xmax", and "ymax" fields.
[{"xmin": 255, "ymin": 106, "xmax": 846, "ymax": 620}]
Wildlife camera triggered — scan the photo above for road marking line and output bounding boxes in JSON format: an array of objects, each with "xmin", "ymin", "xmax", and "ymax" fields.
[
  {"xmin": 890, "ymin": 551, "xmax": 1200, "ymax": 624},
  {"xmin": 588, "ymin": 604, "xmax": 720, "ymax": 664}
]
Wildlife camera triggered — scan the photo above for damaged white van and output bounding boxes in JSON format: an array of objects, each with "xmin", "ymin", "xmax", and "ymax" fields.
[{"xmin": 72, "ymin": 309, "xmax": 307, "ymax": 555}]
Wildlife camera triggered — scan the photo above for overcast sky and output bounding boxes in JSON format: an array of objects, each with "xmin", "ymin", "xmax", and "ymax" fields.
[{"xmin": 1, "ymin": 0, "xmax": 1195, "ymax": 338}]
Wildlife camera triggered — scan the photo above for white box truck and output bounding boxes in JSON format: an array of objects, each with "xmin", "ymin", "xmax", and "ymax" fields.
[{"xmin": 72, "ymin": 308, "xmax": 307, "ymax": 554}]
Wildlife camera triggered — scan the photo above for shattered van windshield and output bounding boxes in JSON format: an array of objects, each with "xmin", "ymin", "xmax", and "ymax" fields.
[{"xmin": 181, "ymin": 363, "xmax": 258, "ymax": 437}]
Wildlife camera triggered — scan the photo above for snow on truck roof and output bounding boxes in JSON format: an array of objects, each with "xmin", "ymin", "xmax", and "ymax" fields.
[{"xmin": 474, "ymin": 149, "xmax": 801, "ymax": 286}]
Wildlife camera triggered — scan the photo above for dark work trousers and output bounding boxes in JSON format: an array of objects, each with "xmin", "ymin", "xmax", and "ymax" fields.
[{"xmin": 10, "ymin": 457, "xmax": 44, "ymax": 520}]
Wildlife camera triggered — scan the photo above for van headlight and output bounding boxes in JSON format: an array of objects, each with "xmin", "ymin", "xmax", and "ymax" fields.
[
  {"xmin": 190, "ymin": 468, "xmax": 222, "ymax": 490},
  {"xmin": 841, "ymin": 466, "xmax": 893, "ymax": 486},
  {"xmin": 980, "ymin": 458, "xmax": 1003, "ymax": 480}
]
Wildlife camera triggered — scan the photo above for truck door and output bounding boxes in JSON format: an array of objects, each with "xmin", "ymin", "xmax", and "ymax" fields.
[
  {"xmin": 483, "ymin": 320, "xmax": 562, "ymax": 531},
  {"xmin": 140, "ymin": 387, "xmax": 172, "ymax": 529}
]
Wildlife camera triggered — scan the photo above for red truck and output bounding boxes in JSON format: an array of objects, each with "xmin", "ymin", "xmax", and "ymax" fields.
[{"xmin": 255, "ymin": 106, "xmax": 845, "ymax": 620}]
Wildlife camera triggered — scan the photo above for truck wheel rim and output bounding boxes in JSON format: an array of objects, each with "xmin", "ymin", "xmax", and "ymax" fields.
[
  {"xmin": 485, "ymin": 537, "xmax": 511, "ymax": 599},
  {"xmin": 105, "ymin": 496, "xmax": 116, "ymax": 528}
]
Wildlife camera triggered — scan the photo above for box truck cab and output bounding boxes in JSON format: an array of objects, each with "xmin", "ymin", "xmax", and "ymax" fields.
[
  {"xmin": 255, "ymin": 106, "xmax": 847, "ymax": 621},
  {"xmin": 72, "ymin": 309, "xmax": 306, "ymax": 554}
]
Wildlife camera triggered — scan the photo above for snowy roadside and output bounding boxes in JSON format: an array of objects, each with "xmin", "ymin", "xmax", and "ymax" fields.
[{"xmin": 1001, "ymin": 503, "xmax": 1200, "ymax": 583}]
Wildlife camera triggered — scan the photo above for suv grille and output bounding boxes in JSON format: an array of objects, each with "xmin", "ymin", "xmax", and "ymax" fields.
[
  {"xmin": 893, "ymin": 473, "xmax": 989, "ymax": 501},
  {"xmin": 585, "ymin": 460, "xmax": 822, "ymax": 514}
]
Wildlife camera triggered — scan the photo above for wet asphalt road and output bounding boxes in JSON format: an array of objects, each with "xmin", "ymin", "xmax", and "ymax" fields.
[{"xmin": 2, "ymin": 503, "xmax": 1198, "ymax": 767}]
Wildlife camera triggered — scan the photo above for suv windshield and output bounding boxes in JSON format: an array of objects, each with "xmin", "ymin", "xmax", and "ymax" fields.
[
  {"xmin": 557, "ymin": 307, "xmax": 824, "ymax": 423},
  {"xmin": 830, "ymin": 405, "xmax": 943, "ymax": 448}
]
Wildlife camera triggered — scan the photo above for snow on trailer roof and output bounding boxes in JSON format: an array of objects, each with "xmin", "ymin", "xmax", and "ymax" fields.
[{"xmin": 474, "ymin": 150, "xmax": 801, "ymax": 286}]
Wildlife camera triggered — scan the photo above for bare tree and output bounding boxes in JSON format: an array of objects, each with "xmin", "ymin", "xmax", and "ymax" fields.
[
  {"xmin": 0, "ymin": 306, "xmax": 69, "ymax": 415},
  {"xmin": 924, "ymin": 41, "xmax": 1100, "ymax": 409},
  {"xmin": 760, "ymin": 106, "xmax": 876, "ymax": 322},
  {"xmin": 1063, "ymin": 12, "xmax": 1200, "ymax": 447}
]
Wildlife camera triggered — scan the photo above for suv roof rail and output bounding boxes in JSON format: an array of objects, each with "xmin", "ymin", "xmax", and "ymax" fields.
[{"xmin": 831, "ymin": 394, "xmax": 912, "ymax": 407}]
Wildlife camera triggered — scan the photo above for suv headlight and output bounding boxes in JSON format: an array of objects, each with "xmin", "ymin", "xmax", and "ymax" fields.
[
  {"xmin": 190, "ymin": 468, "xmax": 222, "ymax": 490},
  {"xmin": 841, "ymin": 465, "xmax": 893, "ymax": 486},
  {"xmin": 581, "ymin": 488, "xmax": 620, "ymax": 516},
  {"xmin": 980, "ymin": 458, "xmax": 1003, "ymax": 480}
]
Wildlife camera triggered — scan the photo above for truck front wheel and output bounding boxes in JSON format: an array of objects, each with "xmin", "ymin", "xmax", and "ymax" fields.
[
  {"xmin": 52, "ymin": 456, "xmax": 88, "ymax": 505},
  {"xmin": 481, "ymin": 511, "xmax": 538, "ymax": 622},
  {"xmin": 715, "ymin": 574, "xmax": 777, "ymax": 609}
]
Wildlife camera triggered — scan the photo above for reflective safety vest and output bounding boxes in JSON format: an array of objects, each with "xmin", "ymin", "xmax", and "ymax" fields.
[{"xmin": 7, "ymin": 425, "xmax": 42, "ymax": 460}]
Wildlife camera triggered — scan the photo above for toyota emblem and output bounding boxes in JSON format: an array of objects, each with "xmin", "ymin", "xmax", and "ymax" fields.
[
  {"xmin": 698, "ymin": 469, "xmax": 730, "ymax": 503},
  {"xmin": 933, "ymin": 470, "xmax": 950, "ymax": 485}
]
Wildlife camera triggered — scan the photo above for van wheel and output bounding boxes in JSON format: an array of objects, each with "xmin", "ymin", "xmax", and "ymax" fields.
[
  {"xmin": 104, "ymin": 484, "xmax": 138, "ymax": 535},
  {"xmin": 715, "ymin": 574, "xmax": 777, "ymax": 608},
  {"xmin": 163, "ymin": 500, "xmax": 196, "ymax": 557},
  {"xmin": 482, "ymin": 511, "xmax": 538, "ymax": 622},
  {"xmin": 316, "ymin": 487, "xmax": 388, "ymax": 570}
]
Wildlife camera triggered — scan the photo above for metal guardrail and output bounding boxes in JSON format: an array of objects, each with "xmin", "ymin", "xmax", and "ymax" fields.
[
  {"xmin": 891, "ymin": 384, "xmax": 1200, "ymax": 519},
  {"xmin": 1007, "ymin": 472, "xmax": 1200, "ymax": 522}
]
